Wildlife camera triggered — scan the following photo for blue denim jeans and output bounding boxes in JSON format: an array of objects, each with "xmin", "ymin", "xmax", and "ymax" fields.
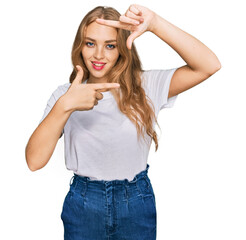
[{"xmin": 60, "ymin": 164, "xmax": 157, "ymax": 240}]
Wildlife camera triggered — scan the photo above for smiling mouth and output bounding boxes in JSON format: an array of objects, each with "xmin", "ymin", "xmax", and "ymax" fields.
[
  {"xmin": 91, "ymin": 62, "xmax": 106, "ymax": 70},
  {"xmin": 91, "ymin": 61, "xmax": 106, "ymax": 66}
]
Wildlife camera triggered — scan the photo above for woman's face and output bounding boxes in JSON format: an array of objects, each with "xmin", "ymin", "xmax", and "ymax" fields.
[{"xmin": 82, "ymin": 21, "xmax": 120, "ymax": 83}]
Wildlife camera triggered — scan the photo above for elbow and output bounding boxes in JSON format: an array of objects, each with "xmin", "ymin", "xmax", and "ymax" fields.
[
  {"xmin": 207, "ymin": 63, "xmax": 221, "ymax": 76},
  {"xmin": 26, "ymin": 157, "xmax": 42, "ymax": 172},
  {"xmin": 26, "ymin": 155, "xmax": 38, "ymax": 172},
  {"xmin": 214, "ymin": 53, "xmax": 222, "ymax": 71},
  {"xmin": 25, "ymin": 141, "xmax": 50, "ymax": 172},
  {"xmin": 212, "ymin": 61, "xmax": 222, "ymax": 74},
  {"xmin": 25, "ymin": 146, "xmax": 38, "ymax": 172},
  {"xmin": 26, "ymin": 155, "xmax": 46, "ymax": 172},
  {"xmin": 28, "ymin": 164, "xmax": 37, "ymax": 172},
  {"xmin": 216, "ymin": 62, "xmax": 222, "ymax": 71}
]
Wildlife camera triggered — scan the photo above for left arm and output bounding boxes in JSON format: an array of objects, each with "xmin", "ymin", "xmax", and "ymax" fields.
[
  {"xmin": 149, "ymin": 14, "xmax": 221, "ymax": 98},
  {"xmin": 96, "ymin": 4, "xmax": 222, "ymax": 98}
]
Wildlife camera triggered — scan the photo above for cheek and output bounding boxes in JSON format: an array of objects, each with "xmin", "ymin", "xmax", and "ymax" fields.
[
  {"xmin": 107, "ymin": 51, "xmax": 119, "ymax": 63},
  {"xmin": 81, "ymin": 48, "xmax": 91, "ymax": 59}
]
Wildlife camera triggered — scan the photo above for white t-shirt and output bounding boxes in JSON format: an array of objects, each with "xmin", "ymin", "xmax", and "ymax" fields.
[{"xmin": 39, "ymin": 68, "xmax": 178, "ymax": 181}]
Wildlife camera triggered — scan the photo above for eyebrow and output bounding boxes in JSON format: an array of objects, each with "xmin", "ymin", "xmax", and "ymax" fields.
[{"xmin": 85, "ymin": 37, "xmax": 117, "ymax": 43}]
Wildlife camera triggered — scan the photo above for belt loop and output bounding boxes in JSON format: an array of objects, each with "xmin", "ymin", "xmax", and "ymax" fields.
[
  {"xmin": 69, "ymin": 175, "xmax": 75, "ymax": 186},
  {"xmin": 124, "ymin": 180, "xmax": 129, "ymax": 203},
  {"xmin": 146, "ymin": 163, "xmax": 150, "ymax": 172},
  {"xmin": 129, "ymin": 175, "xmax": 138, "ymax": 184},
  {"xmin": 144, "ymin": 175, "xmax": 150, "ymax": 188}
]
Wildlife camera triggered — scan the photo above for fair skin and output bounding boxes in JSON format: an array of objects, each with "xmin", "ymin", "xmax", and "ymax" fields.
[
  {"xmin": 82, "ymin": 21, "xmax": 120, "ymax": 84},
  {"xmin": 96, "ymin": 4, "xmax": 221, "ymax": 99},
  {"xmin": 25, "ymin": 66, "xmax": 121, "ymax": 171},
  {"xmin": 25, "ymin": 23, "xmax": 122, "ymax": 171},
  {"xmin": 25, "ymin": 64, "xmax": 120, "ymax": 171},
  {"xmin": 25, "ymin": 4, "xmax": 221, "ymax": 171}
]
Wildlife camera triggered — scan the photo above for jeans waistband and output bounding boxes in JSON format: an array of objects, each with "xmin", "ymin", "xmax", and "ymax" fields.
[{"xmin": 69, "ymin": 164, "xmax": 150, "ymax": 187}]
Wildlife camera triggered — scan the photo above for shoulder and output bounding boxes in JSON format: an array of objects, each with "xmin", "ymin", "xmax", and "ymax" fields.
[
  {"xmin": 140, "ymin": 68, "xmax": 178, "ymax": 96},
  {"xmin": 57, "ymin": 82, "xmax": 71, "ymax": 92},
  {"xmin": 52, "ymin": 82, "xmax": 71, "ymax": 100},
  {"xmin": 141, "ymin": 69, "xmax": 169, "ymax": 86},
  {"xmin": 141, "ymin": 68, "xmax": 178, "ymax": 87},
  {"xmin": 141, "ymin": 68, "xmax": 177, "ymax": 79}
]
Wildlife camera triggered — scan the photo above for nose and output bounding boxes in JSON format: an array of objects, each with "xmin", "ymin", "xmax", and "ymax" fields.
[{"xmin": 93, "ymin": 46, "xmax": 105, "ymax": 60}]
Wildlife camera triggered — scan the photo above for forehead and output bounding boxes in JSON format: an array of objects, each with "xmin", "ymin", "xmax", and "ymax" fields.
[{"xmin": 85, "ymin": 21, "xmax": 117, "ymax": 40}]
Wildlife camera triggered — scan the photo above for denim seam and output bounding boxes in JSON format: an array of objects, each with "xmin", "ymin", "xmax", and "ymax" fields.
[
  {"xmin": 81, "ymin": 181, "xmax": 87, "ymax": 197},
  {"xmin": 144, "ymin": 175, "xmax": 150, "ymax": 188},
  {"xmin": 135, "ymin": 179, "xmax": 144, "ymax": 199}
]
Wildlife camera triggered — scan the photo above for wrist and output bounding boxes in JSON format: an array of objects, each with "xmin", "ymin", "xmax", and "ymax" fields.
[
  {"xmin": 58, "ymin": 95, "xmax": 74, "ymax": 115},
  {"xmin": 148, "ymin": 12, "xmax": 159, "ymax": 33}
]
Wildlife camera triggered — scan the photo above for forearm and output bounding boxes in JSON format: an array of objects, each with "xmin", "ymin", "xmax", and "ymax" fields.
[
  {"xmin": 150, "ymin": 14, "xmax": 221, "ymax": 73},
  {"xmin": 25, "ymin": 96, "xmax": 73, "ymax": 171}
]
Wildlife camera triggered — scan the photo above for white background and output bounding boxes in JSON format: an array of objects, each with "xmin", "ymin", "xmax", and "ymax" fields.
[{"xmin": 0, "ymin": 0, "xmax": 245, "ymax": 239}]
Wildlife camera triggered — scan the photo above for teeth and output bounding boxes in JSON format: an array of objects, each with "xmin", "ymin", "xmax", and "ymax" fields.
[{"xmin": 93, "ymin": 63, "xmax": 105, "ymax": 66}]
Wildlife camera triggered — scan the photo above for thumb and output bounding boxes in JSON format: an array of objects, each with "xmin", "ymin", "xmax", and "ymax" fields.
[
  {"xmin": 127, "ymin": 31, "xmax": 142, "ymax": 50},
  {"xmin": 72, "ymin": 65, "xmax": 84, "ymax": 85}
]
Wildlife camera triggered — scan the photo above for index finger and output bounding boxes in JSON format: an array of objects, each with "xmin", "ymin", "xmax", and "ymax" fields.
[
  {"xmin": 95, "ymin": 18, "xmax": 128, "ymax": 29},
  {"xmin": 92, "ymin": 82, "xmax": 120, "ymax": 92}
]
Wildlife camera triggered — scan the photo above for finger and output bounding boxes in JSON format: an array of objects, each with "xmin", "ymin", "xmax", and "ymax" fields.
[
  {"xmin": 95, "ymin": 18, "xmax": 127, "ymax": 29},
  {"xmin": 94, "ymin": 99, "xmax": 98, "ymax": 105},
  {"xmin": 127, "ymin": 31, "xmax": 142, "ymax": 50},
  {"xmin": 119, "ymin": 15, "xmax": 141, "ymax": 26},
  {"xmin": 124, "ymin": 11, "xmax": 144, "ymax": 23},
  {"xmin": 93, "ymin": 82, "xmax": 120, "ymax": 92},
  {"xmin": 129, "ymin": 5, "xmax": 142, "ymax": 16},
  {"xmin": 95, "ymin": 91, "xmax": 103, "ymax": 100},
  {"xmin": 96, "ymin": 85, "xmax": 120, "ymax": 93},
  {"xmin": 73, "ymin": 65, "xmax": 84, "ymax": 84}
]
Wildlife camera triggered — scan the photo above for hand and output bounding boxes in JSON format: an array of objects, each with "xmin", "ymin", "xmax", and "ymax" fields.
[
  {"xmin": 95, "ymin": 4, "xmax": 156, "ymax": 50},
  {"xmin": 63, "ymin": 65, "xmax": 120, "ymax": 112}
]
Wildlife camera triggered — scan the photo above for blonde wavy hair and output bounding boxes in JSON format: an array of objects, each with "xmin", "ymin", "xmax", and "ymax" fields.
[{"xmin": 69, "ymin": 6, "xmax": 162, "ymax": 151}]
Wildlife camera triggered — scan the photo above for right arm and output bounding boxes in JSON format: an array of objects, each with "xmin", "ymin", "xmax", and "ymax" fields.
[
  {"xmin": 25, "ymin": 65, "xmax": 120, "ymax": 172},
  {"xmin": 25, "ymin": 96, "xmax": 73, "ymax": 171}
]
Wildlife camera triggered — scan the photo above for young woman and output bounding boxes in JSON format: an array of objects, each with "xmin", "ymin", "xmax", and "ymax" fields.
[{"xmin": 25, "ymin": 4, "xmax": 221, "ymax": 240}]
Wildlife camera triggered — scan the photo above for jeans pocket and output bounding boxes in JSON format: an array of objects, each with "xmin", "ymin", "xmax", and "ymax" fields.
[
  {"xmin": 61, "ymin": 191, "xmax": 69, "ymax": 221},
  {"xmin": 60, "ymin": 188, "xmax": 76, "ymax": 220},
  {"xmin": 144, "ymin": 176, "xmax": 156, "ymax": 196},
  {"xmin": 136, "ymin": 176, "xmax": 153, "ymax": 198}
]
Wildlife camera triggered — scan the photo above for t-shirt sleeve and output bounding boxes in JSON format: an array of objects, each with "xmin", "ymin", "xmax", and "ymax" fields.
[
  {"xmin": 141, "ymin": 68, "xmax": 179, "ymax": 115},
  {"xmin": 39, "ymin": 84, "xmax": 69, "ymax": 138}
]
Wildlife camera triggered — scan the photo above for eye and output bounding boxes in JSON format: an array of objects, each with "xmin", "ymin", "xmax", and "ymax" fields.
[
  {"xmin": 86, "ymin": 42, "xmax": 94, "ymax": 47},
  {"xmin": 107, "ymin": 44, "xmax": 116, "ymax": 49}
]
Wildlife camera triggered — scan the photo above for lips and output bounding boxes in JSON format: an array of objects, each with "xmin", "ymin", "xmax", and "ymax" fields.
[
  {"xmin": 92, "ymin": 61, "xmax": 106, "ymax": 64},
  {"xmin": 91, "ymin": 61, "xmax": 106, "ymax": 70}
]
